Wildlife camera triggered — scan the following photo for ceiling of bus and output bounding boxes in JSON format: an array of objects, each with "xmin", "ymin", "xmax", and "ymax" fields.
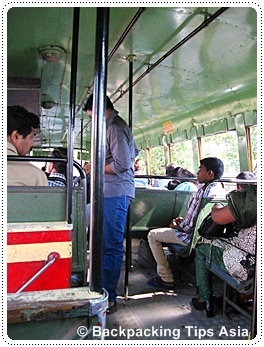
[{"xmin": 6, "ymin": 6, "xmax": 257, "ymax": 152}]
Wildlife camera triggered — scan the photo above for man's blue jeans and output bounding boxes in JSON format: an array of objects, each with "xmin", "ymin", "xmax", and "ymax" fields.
[{"xmin": 103, "ymin": 195, "xmax": 131, "ymax": 302}]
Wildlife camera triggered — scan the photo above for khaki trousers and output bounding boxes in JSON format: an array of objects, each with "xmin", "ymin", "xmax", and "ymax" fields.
[{"xmin": 148, "ymin": 228, "xmax": 186, "ymax": 283}]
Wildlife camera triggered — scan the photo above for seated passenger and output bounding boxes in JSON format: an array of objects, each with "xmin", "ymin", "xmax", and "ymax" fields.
[
  {"xmin": 192, "ymin": 171, "xmax": 257, "ymax": 318},
  {"xmin": 134, "ymin": 158, "xmax": 149, "ymax": 186},
  {"xmin": 46, "ymin": 147, "xmax": 67, "ymax": 186},
  {"xmin": 152, "ymin": 162, "xmax": 177, "ymax": 189},
  {"xmin": 167, "ymin": 167, "xmax": 198, "ymax": 192},
  {"xmin": 236, "ymin": 170, "xmax": 256, "ymax": 189},
  {"xmin": 147, "ymin": 157, "xmax": 227, "ymax": 290},
  {"xmin": 7, "ymin": 105, "xmax": 48, "ymax": 186},
  {"xmin": 83, "ymin": 161, "xmax": 91, "ymax": 176}
]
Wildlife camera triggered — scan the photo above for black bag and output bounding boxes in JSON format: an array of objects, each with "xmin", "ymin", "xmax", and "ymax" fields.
[{"xmin": 198, "ymin": 213, "xmax": 235, "ymax": 239}]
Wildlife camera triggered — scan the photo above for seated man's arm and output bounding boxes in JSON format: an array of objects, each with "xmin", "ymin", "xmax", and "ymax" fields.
[{"xmin": 211, "ymin": 205, "xmax": 236, "ymax": 225}]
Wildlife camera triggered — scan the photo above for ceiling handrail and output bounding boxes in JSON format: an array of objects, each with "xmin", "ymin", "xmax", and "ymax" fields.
[
  {"xmin": 113, "ymin": 7, "xmax": 229, "ymax": 103},
  {"xmin": 77, "ymin": 7, "xmax": 147, "ymax": 114}
]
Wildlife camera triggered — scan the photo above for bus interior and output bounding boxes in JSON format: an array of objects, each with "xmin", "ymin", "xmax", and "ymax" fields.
[{"xmin": 5, "ymin": 5, "xmax": 258, "ymax": 341}]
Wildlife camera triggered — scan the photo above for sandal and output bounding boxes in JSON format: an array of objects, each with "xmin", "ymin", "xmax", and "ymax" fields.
[{"xmin": 147, "ymin": 276, "xmax": 175, "ymax": 290}]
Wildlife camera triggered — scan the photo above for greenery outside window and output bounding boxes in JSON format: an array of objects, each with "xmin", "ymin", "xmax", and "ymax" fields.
[{"xmin": 201, "ymin": 132, "xmax": 239, "ymax": 177}]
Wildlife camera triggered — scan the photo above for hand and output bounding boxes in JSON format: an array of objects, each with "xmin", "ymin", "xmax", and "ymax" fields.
[{"xmin": 169, "ymin": 217, "xmax": 183, "ymax": 229}]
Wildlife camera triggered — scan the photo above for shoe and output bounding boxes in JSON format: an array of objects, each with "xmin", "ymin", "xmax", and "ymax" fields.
[
  {"xmin": 147, "ymin": 276, "xmax": 175, "ymax": 290},
  {"xmin": 192, "ymin": 298, "xmax": 214, "ymax": 318},
  {"xmin": 106, "ymin": 301, "xmax": 117, "ymax": 314},
  {"xmin": 212, "ymin": 295, "xmax": 223, "ymax": 307}
]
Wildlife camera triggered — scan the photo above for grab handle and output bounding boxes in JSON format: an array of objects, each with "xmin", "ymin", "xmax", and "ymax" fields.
[{"xmin": 16, "ymin": 252, "xmax": 60, "ymax": 293}]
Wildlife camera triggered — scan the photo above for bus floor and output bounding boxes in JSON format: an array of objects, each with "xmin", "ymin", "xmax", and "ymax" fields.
[{"xmin": 105, "ymin": 239, "xmax": 252, "ymax": 341}]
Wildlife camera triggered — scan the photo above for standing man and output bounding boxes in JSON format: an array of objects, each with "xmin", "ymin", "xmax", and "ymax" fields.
[
  {"xmin": 83, "ymin": 94, "xmax": 139, "ymax": 314},
  {"xmin": 7, "ymin": 105, "xmax": 48, "ymax": 186}
]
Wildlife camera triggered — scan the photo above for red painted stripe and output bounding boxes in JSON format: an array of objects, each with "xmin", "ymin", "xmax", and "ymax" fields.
[
  {"xmin": 7, "ymin": 229, "xmax": 72, "ymax": 245},
  {"xmin": 7, "ymin": 258, "xmax": 72, "ymax": 293}
]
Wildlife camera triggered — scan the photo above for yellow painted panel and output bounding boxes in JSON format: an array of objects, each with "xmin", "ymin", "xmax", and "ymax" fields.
[{"xmin": 7, "ymin": 242, "xmax": 72, "ymax": 263}]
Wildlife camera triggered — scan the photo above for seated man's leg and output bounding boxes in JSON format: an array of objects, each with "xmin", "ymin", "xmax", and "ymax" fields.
[
  {"xmin": 195, "ymin": 244, "xmax": 212, "ymax": 301},
  {"xmin": 193, "ymin": 243, "xmax": 217, "ymax": 317},
  {"xmin": 148, "ymin": 228, "xmax": 186, "ymax": 283},
  {"xmin": 195, "ymin": 243, "xmax": 226, "ymax": 300}
]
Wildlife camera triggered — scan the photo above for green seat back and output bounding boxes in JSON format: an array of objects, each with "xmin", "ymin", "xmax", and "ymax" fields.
[{"xmin": 7, "ymin": 186, "xmax": 87, "ymax": 285}]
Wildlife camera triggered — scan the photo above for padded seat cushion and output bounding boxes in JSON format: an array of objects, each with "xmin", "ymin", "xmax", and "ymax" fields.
[{"xmin": 166, "ymin": 243, "xmax": 188, "ymax": 256}]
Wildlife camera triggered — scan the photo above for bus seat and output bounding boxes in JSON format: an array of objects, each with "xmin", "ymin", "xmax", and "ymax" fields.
[
  {"xmin": 206, "ymin": 259, "xmax": 254, "ymax": 319},
  {"xmin": 7, "ymin": 186, "xmax": 87, "ymax": 287},
  {"xmin": 7, "ymin": 186, "xmax": 66, "ymax": 222},
  {"xmin": 166, "ymin": 243, "xmax": 188, "ymax": 256},
  {"xmin": 7, "ymin": 221, "xmax": 72, "ymax": 293},
  {"xmin": 71, "ymin": 187, "xmax": 88, "ymax": 285},
  {"xmin": 129, "ymin": 188, "xmax": 192, "ymax": 239}
]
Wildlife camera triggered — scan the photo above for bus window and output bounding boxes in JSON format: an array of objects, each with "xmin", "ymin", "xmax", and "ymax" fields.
[
  {"xmin": 170, "ymin": 140, "xmax": 194, "ymax": 173},
  {"xmin": 150, "ymin": 146, "xmax": 167, "ymax": 175},
  {"xmin": 201, "ymin": 132, "xmax": 239, "ymax": 177}
]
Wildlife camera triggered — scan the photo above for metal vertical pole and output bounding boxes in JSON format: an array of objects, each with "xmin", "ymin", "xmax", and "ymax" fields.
[
  {"xmin": 67, "ymin": 7, "xmax": 80, "ymax": 224},
  {"xmin": 128, "ymin": 57, "xmax": 133, "ymax": 129},
  {"xmin": 124, "ymin": 56, "xmax": 133, "ymax": 299},
  {"xmin": 80, "ymin": 117, "xmax": 83, "ymax": 166},
  {"xmin": 251, "ymin": 248, "xmax": 257, "ymax": 339},
  {"xmin": 89, "ymin": 8, "xmax": 109, "ymax": 293}
]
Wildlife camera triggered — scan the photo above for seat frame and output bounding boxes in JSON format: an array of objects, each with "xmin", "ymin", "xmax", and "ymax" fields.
[{"xmin": 206, "ymin": 237, "xmax": 256, "ymax": 320}]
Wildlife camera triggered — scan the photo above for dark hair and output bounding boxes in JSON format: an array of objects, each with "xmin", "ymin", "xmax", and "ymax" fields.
[
  {"xmin": 7, "ymin": 105, "xmax": 40, "ymax": 138},
  {"xmin": 83, "ymin": 94, "xmax": 114, "ymax": 111},
  {"xmin": 165, "ymin": 163, "xmax": 177, "ymax": 176},
  {"xmin": 168, "ymin": 167, "xmax": 197, "ymax": 190},
  {"xmin": 172, "ymin": 167, "xmax": 196, "ymax": 179},
  {"xmin": 236, "ymin": 171, "xmax": 256, "ymax": 189},
  {"xmin": 200, "ymin": 157, "xmax": 224, "ymax": 179},
  {"xmin": 49, "ymin": 147, "xmax": 67, "ymax": 175}
]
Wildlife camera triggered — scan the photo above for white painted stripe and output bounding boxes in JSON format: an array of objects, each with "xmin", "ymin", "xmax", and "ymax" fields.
[
  {"xmin": 7, "ymin": 242, "xmax": 72, "ymax": 263},
  {"xmin": 7, "ymin": 222, "xmax": 73, "ymax": 233}
]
